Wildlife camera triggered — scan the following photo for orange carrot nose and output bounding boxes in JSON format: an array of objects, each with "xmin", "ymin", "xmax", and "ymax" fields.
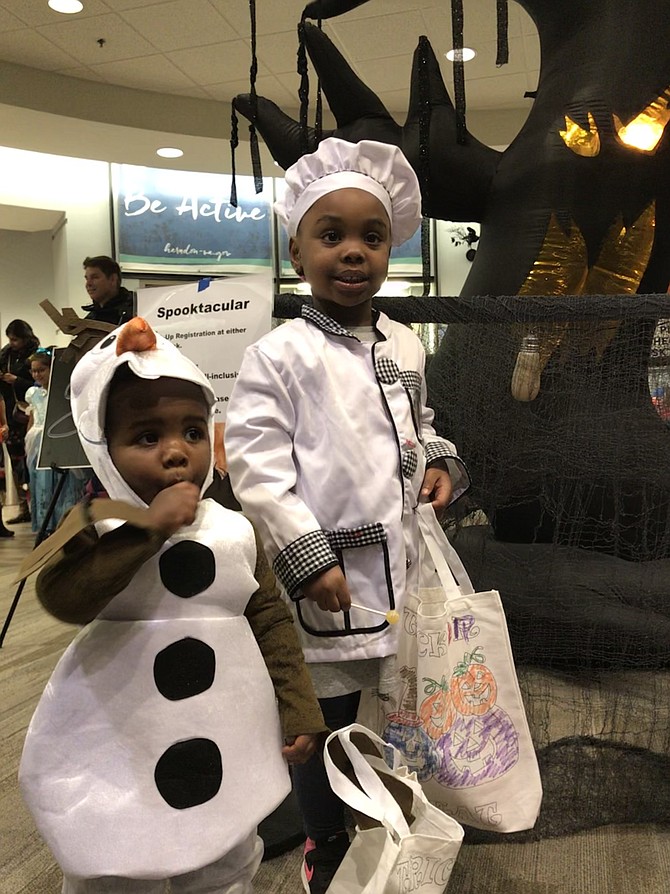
[{"xmin": 116, "ymin": 317, "xmax": 157, "ymax": 355}]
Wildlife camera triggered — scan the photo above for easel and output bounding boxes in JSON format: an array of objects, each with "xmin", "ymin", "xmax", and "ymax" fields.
[{"xmin": 0, "ymin": 465, "xmax": 70, "ymax": 647}]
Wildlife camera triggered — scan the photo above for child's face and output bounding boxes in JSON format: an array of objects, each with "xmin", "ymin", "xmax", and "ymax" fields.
[
  {"xmin": 290, "ymin": 187, "xmax": 392, "ymax": 326},
  {"xmin": 106, "ymin": 376, "xmax": 211, "ymax": 506},
  {"xmin": 31, "ymin": 361, "xmax": 50, "ymax": 388}
]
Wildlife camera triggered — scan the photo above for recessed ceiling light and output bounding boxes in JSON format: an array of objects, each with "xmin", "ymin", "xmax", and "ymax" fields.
[
  {"xmin": 156, "ymin": 147, "xmax": 184, "ymax": 158},
  {"xmin": 48, "ymin": 0, "xmax": 84, "ymax": 13},
  {"xmin": 446, "ymin": 47, "xmax": 476, "ymax": 62}
]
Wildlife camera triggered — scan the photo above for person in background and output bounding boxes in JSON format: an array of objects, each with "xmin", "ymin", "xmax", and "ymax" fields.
[
  {"xmin": 24, "ymin": 348, "xmax": 87, "ymax": 540},
  {"xmin": 224, "ymin": 137, "xmax": 470, "ymax": 894},
  {"xmin": 82, "ymin": 255, "xmax": 135, "ymax": 325},
  {"xmin": 0, "ymin": 319, "xmax": 40, "ymax": 524},
  {"xmin": 0, "ymin": 394, "xmax": 14, "ymax": 536}
]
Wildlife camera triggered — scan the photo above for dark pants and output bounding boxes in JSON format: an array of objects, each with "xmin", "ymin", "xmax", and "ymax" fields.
[{"xmin": 291, "ymin": 691, "xmax": 361, "ymax": 841}]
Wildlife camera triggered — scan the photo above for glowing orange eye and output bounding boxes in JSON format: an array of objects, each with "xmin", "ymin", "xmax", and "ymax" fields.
[
  {"xmin": 614, "ymin": 89, "xmax": 670, "ymax": 153},
  {"xmin": 559, "ymin": 112, "xmax": 600, "ymax": 157}
]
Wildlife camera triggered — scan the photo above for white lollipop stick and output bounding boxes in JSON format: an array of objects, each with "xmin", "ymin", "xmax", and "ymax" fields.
[{"xmin": 348, "ymin": 602, "xmax": 400, "ymax": 624}]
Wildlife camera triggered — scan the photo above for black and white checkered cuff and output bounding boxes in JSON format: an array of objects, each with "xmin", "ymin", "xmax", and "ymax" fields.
[
  {"xmin": 425, "ymin": 441, "xmax": 457, "ymax": 466},
  {"xmin": 399, "ymin": 370, "xmax": 422, "ymax": 391},
  {"xmin": 325, "ymin": 522, "xmax": 387, "ymax": 550},
  {"xmin": 273, "ymin": 530, "xmax": 339, "ymax": 597}
]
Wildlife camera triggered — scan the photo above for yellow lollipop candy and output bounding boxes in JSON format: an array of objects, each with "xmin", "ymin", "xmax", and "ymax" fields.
[{"xmin": 349, "ymin": 602, "xmax": 400, "ymax": 624}]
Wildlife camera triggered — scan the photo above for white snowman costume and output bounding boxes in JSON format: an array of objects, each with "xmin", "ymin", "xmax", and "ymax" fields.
[{"xmin": 19, "ymin": 322, "xmax": 292, "ymax": 886}]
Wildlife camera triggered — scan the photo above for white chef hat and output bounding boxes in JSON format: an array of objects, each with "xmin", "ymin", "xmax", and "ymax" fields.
[
  {"xmin": 70, "ymin": 317, "xmax": 216, "ymax": 508},
  {"xmin": 274, "ymin": 137, "xmax": 422, "ymax": 246}
]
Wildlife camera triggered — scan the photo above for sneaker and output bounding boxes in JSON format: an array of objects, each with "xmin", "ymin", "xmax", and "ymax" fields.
[{"xmin": 301, "ymin": 832, "xmax": 350, "ymax": 894}]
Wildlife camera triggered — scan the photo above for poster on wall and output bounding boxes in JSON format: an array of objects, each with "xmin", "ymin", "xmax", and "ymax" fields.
[
  {"xmin": 137, "ymin": 273, "xmax": 274, "ymax": 467},
  {"xmin": 113, "ymin": 164, "xmax": 273, "ymax": 274}
]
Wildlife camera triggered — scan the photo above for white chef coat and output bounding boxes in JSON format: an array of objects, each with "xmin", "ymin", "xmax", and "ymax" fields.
[{"xmin": 225, "ymin": 305, "xmax": 470, "ymax": 663}]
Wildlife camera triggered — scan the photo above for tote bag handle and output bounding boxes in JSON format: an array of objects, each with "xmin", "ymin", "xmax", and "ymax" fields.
[
  {"xmin": 417, "ymin": 503, "xmax": 475, "ymax": 597},
  {"xmin": 324, "ymin": 724, "xmax": 412, "ymax": 838}
]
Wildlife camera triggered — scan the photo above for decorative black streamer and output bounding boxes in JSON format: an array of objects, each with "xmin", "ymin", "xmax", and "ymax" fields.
[
  {"xmin": 421, "ymin": 218, "xmax": 432, "ymax": 298},
  {"xmin": 297, "ymin": 20, "xmax": 311, "ymax": 155},
  {"xmin": 248, "ymin": 0, "xmax": 264, "ymax": 192},
  {"xmin": 314, "ymin": 18, "xmax": 323, "ymax": 143},
  {"xmin": 417, "ymin": 36, "xmax": 433, "ymax": 297},
  {"xmin": 496, "ymin": 0, "xmax": 509, "ymax": 67},
  {"xmin": 229, "ymin": 104, "xmax": 239, "ymax": 207},
  {"xmin": 450, "ymin": 0, "xmax": 466, "ymax": 145}
]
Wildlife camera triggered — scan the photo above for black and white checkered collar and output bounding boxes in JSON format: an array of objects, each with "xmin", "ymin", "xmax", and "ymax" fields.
[{"xmin": 301, "ymin": 303, "xmax": 389, "ymax": 340}]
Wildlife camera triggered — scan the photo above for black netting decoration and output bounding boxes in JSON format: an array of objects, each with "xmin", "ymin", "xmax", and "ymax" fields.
[
  {"xmin": 229, "ymin": 103, "xmax": 239, "ymax": 208},
  {"xmin": 450, "ymin": 0, "xmax": 466, "ymax": 145},
  {"xmin": 496, "ymin": 0, "xmax": 509, "ymax": 67}
]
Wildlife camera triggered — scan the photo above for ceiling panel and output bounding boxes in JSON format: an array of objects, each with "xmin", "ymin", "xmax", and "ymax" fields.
[
  {"xmin": 89, "ymin": 54, "xmax": 199, "ymax": 91},
  {"xmin": 330, "ymin": 11, "xmax": 429, "ymax": 62},
  {"xmin": 169, "ymin": 40, "xmax": 254, "ymax": 86},
  {"xmin": 0, "ymin": 1, "xmax": 541, "ymax": 169},
  {"xmin": 0, "ymin": 27, "xmax": 79, "ymax": 68},
  {"xmin": 120, "ymin": 0, "xmax": 232, "ymax": 53},
  {"xmin": 36, "ymin": 12, "xmax": 157, "ymax": 63}
]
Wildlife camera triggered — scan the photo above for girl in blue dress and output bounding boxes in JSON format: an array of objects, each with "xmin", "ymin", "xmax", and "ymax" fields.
[{"xmin": 25, "ymin": 349, "xmax": 86, "ymax": 537}]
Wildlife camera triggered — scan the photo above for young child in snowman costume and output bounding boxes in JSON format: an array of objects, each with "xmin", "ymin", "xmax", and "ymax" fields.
[
  {"xmin": 224, "ymin": 137, "xmax": 470, "ymax": 893},
  {"xmin": 19, "ymin": 318, "xmax": 327, "ymax": 893}
]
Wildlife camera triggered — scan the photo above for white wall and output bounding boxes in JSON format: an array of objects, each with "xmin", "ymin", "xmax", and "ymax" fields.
[
  {"xmin": 0, "ymin": 228, "xmax": 64, "ymax": 344},
  {"xmin": 0, "ymin": 146, "xmax": 112, "ymax": 341}
]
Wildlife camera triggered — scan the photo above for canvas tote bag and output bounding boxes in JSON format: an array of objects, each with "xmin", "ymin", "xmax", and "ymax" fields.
[
  {"xmin": 359, "ymin": 503, "xmax": 542, "ymax": 833},
  {"xmin": 324, "ymin": 723, "xmax": 464, "ymax": 894}
]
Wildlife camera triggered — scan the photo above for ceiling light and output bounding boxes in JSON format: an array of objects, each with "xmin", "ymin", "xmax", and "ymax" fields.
[
  {"xmin": 48, "ymin": 0, "xmax": 84, "ymax": 13},
  {"xmin": 156, "ymin": 147, "xmax": 184, "ymax": 158},
  {"xmin": 446, "ymin": 47, "xmax": 476, "ymax": 62}
]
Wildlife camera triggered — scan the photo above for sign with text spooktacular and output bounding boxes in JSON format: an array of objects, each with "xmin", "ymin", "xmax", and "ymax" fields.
[
  {"xmin": 136, "ymin": 274, "xmax": 273, "ymax": 422},
  {"xmin": 114, "ymin": 164, "xmax": 273, "ymax": 273}
]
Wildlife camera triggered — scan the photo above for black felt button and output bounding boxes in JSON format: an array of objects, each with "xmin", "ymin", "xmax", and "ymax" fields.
[
  {"xmin": 159, "ymin": 541, "xmax": 216, "ymax": 598},
  {"xmin": 155, "ymin": 738, "xmax": 223, "ymax": 809},
  {"xmin": 153, "ymin": 638, "xmax": 215, "ymax": 701}
]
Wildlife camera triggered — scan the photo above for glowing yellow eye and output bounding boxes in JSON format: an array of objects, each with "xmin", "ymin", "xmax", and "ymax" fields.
[
  {"xmin": 614, "ymin": 89, "xmax": 670, "ymax": 153},
  {"xmin": 559, "ymin": 112, "xmax": 600, "ymax": 157}
]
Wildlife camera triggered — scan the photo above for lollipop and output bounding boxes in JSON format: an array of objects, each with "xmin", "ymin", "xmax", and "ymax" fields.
[{"xmin": 348, "ymin": 602, "xmax": 400, "ymax": 624}]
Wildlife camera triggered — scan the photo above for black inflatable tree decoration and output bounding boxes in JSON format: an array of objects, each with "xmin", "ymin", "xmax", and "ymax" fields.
[
  {"xmin": 234, "ymin": 0, "xmax": 670, "ymax": 839},
  {"xmin": 234, "ymin": 0, "xmax": 670, "ymax": 592}
]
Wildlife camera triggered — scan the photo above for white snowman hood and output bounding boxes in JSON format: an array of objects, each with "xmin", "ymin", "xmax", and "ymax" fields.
[{"xmin": 70, "ymin": 317, "xmax": 216, "ymax": 508}]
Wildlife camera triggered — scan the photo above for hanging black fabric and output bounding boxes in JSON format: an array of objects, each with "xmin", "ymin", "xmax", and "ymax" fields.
[
  {"xmin": 496, "ymin": 0, "xmax": 509, "ymax": 67},
  {"xmin": 450, "ymin": 0, "xmax": 466, "ymax": 145}
]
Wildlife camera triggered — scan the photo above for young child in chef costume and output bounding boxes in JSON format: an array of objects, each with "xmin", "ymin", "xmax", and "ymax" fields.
[
  {"xmin": 224, "ymin": 137, "xmax": 470, "ymax": 893},
  {"xmin": 19, "ymin": 318, "xmax": 327, "ymax": 894}
]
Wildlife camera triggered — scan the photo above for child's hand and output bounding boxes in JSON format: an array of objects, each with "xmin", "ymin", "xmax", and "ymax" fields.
[
  {"xmin": 282, "ymin": 733, "xmax": 320, "ymax": 764},
  {"xmin": 146, "ymin": 481, "xmax": 200, "ymax": 538},
  {"xmin": 420, "ymin": 465, "xmax": 453, "ymax": 513},
  {"xmin": 302, "ymin": 566, "xmax": 351, "ymax": 612}
]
